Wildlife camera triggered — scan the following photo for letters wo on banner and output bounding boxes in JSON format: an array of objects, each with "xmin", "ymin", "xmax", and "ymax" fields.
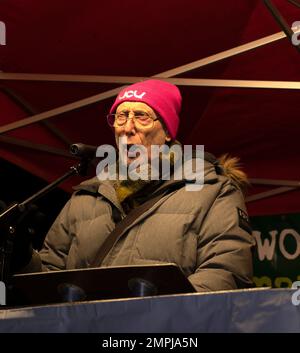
[{"xmin": 251, "ymin": 213, "xmax": 300, "ymax": 289}]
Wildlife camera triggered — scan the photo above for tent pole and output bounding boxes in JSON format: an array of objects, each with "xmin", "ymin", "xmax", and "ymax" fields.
[
  {"xmin": 1, "ymin": 24, "xmax": 299, "ymax": 134},
  {"xmin": 288, "ymin": 0, "xmax": 300, "ymax": 8},
  {"xmin": 1, "ymin": 86, "xmax": 72, "ymax": 146},
  {"xmin": 1, "ymin": 76, "xmax": 300, "ymax": 134},
  {"xmin": 264, "ymin": 0, "xmax": 300, "ymax": 53},
  {"xmin": 0, "ymin": 29, "xmax": 291, "ymax": 83},
  {"xmin": 246, "ymin": 177, "xmax": 300, "ymax": 202},
  {"xmin": 249, "ymin": 178, "xmax": 300, "ymax": 187},
  {"xmin": 0, "ymin": 135, "xmax": 77, "ymax": 158},
  {"xmin": 2, "ymin": 74, "xmax": 300, "ymax": 90},
  {"xmin": 246, "ymin": 186, "xmax": 299, "ymax": 202}
]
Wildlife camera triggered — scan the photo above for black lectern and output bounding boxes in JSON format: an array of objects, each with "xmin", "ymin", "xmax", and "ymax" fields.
[{"xmin": 7, "ymin": 263, "xmax": 195, "ymax": 306}]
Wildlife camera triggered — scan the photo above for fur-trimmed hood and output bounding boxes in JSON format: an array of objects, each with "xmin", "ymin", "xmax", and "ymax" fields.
[{"xmin": 218, "ymin": 154, "xmax": 249, "ymax": 193}]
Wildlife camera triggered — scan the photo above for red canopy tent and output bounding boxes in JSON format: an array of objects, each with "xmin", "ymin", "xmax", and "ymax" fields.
[{"xmin": 0, "ymin": 0, "xmax": 299, "ymax": 216}]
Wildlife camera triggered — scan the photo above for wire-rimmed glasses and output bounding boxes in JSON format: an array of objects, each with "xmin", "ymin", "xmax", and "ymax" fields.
[{"xmin": 107, "ymin": 111, "xmax": 158, "ymax": 130}]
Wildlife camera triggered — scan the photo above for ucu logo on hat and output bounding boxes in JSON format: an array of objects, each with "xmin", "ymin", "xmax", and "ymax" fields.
[{"xmin": 118, "ymin": 90, "xmax": 146, "ymax": 100}]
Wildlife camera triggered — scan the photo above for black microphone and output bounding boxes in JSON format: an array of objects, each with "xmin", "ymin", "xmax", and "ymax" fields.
[{"xmin": 70, "ymin": 143, "xmax": 98, "ymax": 159}]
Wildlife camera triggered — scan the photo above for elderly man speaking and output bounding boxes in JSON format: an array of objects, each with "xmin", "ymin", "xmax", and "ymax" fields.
[{"xmin": 15, "ymin": 79, "xmax": 255, "ymax": 292}]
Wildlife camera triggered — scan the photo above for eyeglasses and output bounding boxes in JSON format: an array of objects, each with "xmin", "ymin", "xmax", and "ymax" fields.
[{"xmin": 107, "ymin": 111, "xmax": 158, "ymax": 130}]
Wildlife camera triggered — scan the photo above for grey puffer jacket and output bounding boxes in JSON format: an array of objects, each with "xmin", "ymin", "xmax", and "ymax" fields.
[{"xmin": 24, "ymin": 153, "xmax": 255, "ymax": 292}]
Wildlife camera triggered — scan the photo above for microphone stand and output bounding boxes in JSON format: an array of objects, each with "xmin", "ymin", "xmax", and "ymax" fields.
[{"xmin": 0, "ymin": 157, "xmax": 90, "ymax": 284}]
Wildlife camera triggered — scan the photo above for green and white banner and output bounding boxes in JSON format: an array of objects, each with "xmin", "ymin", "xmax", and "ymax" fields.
[{"xmin": 251, "ymin": 213, "xmax": 300, "ymax": 288}]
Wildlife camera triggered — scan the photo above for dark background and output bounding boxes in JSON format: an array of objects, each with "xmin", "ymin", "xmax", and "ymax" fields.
[{"xmin": 0, "ymin": 157, "xmax": 69, "ymax": 249}]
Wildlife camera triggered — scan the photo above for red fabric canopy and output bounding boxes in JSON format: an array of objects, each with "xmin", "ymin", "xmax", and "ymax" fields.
[{"xmin": 0, "ymin": 0, "xmax": 300, "ymax": 216}]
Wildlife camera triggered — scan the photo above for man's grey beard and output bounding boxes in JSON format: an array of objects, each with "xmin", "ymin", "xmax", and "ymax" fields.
[
  {"xmin": 117, "ymin": 161, "xmax": 153, "ymax": 188},
  {"xmin": 117, "ymin": 150, "xmax": 176, "ymax": 185}
]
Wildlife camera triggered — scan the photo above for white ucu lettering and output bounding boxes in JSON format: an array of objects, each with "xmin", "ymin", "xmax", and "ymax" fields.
[{"xmin": 118, "ymin": 90, "xmax": 146, "ymax": 100}]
